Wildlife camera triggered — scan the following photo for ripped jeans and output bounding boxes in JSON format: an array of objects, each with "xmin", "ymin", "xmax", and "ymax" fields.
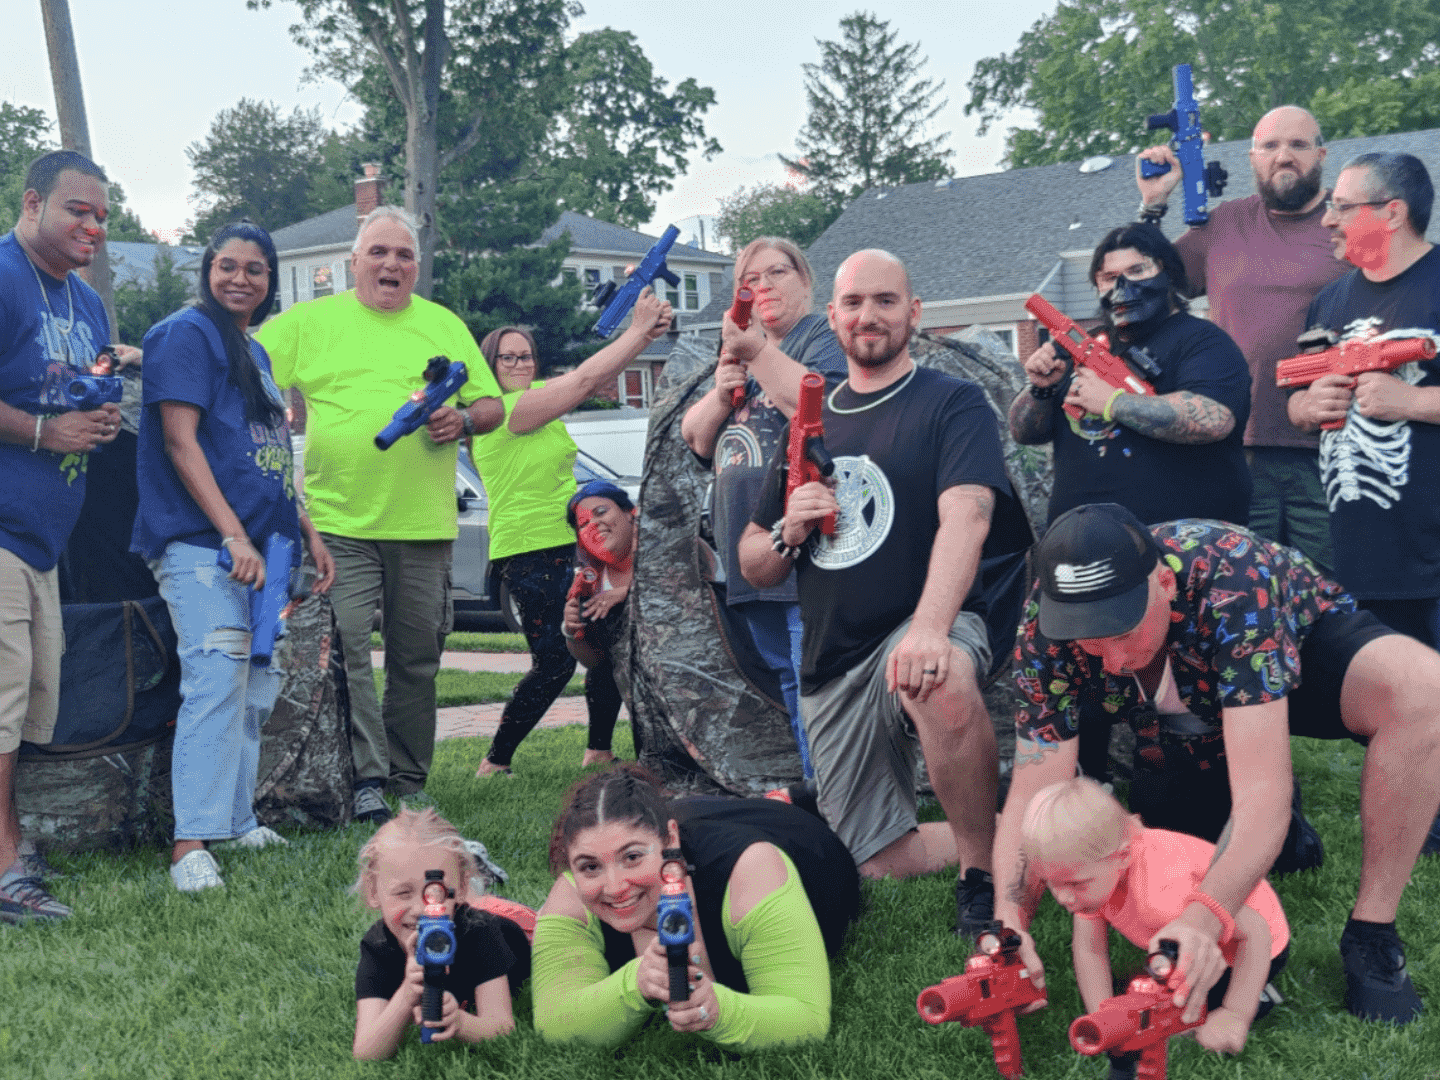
[{"xmin": 153, "ymin": 541, "xmax": 283, "ymax": 842}]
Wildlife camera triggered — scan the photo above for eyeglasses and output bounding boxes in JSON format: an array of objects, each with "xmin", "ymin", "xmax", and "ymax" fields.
[
  {"xmin": 1094, "ymin": 257, "xmax": 1160, "ymax": 291},
  {"xmin": 496, "ymin": 353, "xmax": 535, "ymax": 368},
  {"xmin": 1253, "ymin": 138, "xmax": 1320, "ymax": 156},
  {"xmin": 215, "ymin": 257, "xmax": 269, "ymax": 278},
  {"xmin": 738, "ymin": 263, "xmax": 795, "ymax": 289},
  {"xmin": 1325, "ymin": 198, "xmax": 1393, "ymax": 216}
]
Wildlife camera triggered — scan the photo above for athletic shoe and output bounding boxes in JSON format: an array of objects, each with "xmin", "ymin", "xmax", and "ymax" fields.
[
  {"xmin": 954, "ymin": 867, "xmax": 996, "ymax": 938},
  {"xmin": 0, "ymin": 868, "xmax": 72, "ymax": 922},
  {"xmin": 1340, "ymin": 918, "xmax": 1423, "ymax": 1023},
  {"xmin": 353, "ymin": 786, "xmax": 393, "ymax": 825},
  {"xmin": 169, "ymin": 849, "xmax": 224, "ymax": 893},
  {"xmin": 1270, "ymin": 781, "xmax": 1324, "ymax": 876},
  {"xmin": 17, "ymin": 838, "xmax": 61, "ymax": 881},
  {"xmin": 220, "ymin": 826, "xmax": 289, "ymax": 849},
  {"xmin": 462, "ymin": 838, "xmax": 509, "ymax": 885},
  {"xmin": 1420, "ymin": 808, "xmax": 1440, "ymax": 857},
  {"xmin": 1255, "ymin": 981, "xmax": 1284, "ymax": 1022}
]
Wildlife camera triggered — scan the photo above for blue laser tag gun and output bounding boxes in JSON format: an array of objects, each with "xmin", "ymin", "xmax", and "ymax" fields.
[
  {"xmin": 216, "ymin": 534, "xmax": 309, "ymax": 666},
  {"xmin": 590, "ymin": 225, "xmax": 680, "ymax": 338},
  {"xmin": 63, "ymin": 345, "xmax": 124, "ymax": 410},
  {"xmin": 417, "ymin": 870, "xmax": 458, "ymax": 1044},
  {"xmin": 656, "ymin": 846, "xmax": 695, "ymax": 1003},
  {"xmin": 1139, "ymin": 63, "xmax": 1228, "ymax": 225},
  {"xmin": 374, "ymin": 356, "xmax": 469, "ymax": 450}
]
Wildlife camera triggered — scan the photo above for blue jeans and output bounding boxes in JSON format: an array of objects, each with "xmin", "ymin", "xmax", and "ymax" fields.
[
  {"xmin": 154, "ymin": 542, "xmax": 283, "ymax": 841},
  {"xmin": 734, "ymin": 600, "xmax": 811, "ymax": 778}
]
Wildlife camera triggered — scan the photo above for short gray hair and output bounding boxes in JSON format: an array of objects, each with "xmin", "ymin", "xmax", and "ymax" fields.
[{"xmin": 354, "ymin": 205, "xmax": 420, "ymax": 254}]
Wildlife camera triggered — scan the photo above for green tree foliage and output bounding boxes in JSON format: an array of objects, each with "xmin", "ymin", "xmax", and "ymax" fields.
[
  {"xmin": 0, "ymin": 102, "xmax": 55, "ymax": 233},
  {"xmin": 113, "ymin": 246, "xmax": 194, "ymax": 345},
  {"xmin": 780, "ymin": 11, "xmax": 953, "ymax": 208},
  {"xmin": 715, "ymin": 183, "xmax": 841, "ymax": 251},
  {"xmin": 105, "ymin": 183, "xmax": 154, "ymax": 242},
  {"xmin": 1311, "ymin": 71, "xmax": 1440, "ymax": 140},
  {"xmin": 966, "ymin": 0, "xmax": 1440, "ymax": 168}
]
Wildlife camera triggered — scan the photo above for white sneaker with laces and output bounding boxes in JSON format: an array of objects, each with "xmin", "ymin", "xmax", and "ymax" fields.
[
  {"xmin": 170, "ymin": 849, "xmax": 224, "ymax": 892},
  {"xmin": 221, "ymin": 826, "xmax": 289, "ymax": 849}
]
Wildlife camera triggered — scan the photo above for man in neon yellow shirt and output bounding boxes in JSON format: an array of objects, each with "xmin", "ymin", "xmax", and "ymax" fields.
[{"xmin": 257, "ymin": 206, "xmax": 502, "ymax": 822}]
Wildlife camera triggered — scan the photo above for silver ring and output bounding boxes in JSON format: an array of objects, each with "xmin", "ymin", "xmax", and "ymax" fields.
[{"xmin": 698, "ymin": 1005, "xmax": 709, "ymax": 1021}]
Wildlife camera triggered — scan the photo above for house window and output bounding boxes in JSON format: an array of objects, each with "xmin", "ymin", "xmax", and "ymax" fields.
[
  {"xmin": 311, "ymin": 265, "xmax": 334, "ymax": 299},
  {"xmin": 684, "ymin": 273, "xmax": 700, "ymax": 310},
  {"xmin": 978, "ymin": 324, "xmax": 1017, "ymax": 356},
  {"xmin": 619, "ymin": 367, "xmax": 650, "ymax": 408},
  {"xmin": 583, "ymin": 267, "xmax": 601, "ymax": 289}
]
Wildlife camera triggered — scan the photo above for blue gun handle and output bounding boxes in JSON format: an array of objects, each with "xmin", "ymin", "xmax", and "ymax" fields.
[
  {"xmin": 1139, "ymin": 159, "xmax": 1172, "ymax": 179},
  {"xmin": 421, "ymin": 978, "xmax": 444, "ymax": 1043}
]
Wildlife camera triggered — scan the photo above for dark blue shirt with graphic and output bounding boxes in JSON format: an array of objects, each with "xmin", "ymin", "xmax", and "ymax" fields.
[
  {"xmin": 0, "ymin": 232, "xmax": 111, "ymax": 571},
  {"xmin": 131, "ymin": 305, "xmax": 301, "ymax": 562},
  {"xmin": 1014, "ymin": 520, "xmax": 1354, "ymax": 772}
]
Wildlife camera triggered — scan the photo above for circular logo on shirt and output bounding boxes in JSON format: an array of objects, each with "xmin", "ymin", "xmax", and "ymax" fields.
[
  {"xmin": 715, "ymin": 425, "xmax": 763, "ymax": 472},
  {"xmin": 809, "ymin": 454, "xmax": 894, "ymax": 570}
]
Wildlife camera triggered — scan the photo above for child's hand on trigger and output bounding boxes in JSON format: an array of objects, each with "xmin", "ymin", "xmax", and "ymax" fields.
[
  {"xmin": 1195, "ymin": 1006, "xmax": 1250, "ymax": 1054},
  {"xmin": 412, "ymin": 990, "xmax": 463, "ymax": 1042},
  {"xmin": 399, "ymin": 931, "xmax": 425, "ymax": 1006}
]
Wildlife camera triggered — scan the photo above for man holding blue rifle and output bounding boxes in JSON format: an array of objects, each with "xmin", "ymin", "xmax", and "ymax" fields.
[
  {"xmin": 1137, "ymin": 105, "xmax": 1346, "ymax": 573},
  {"xmin": 258, "ymin": 206, "xmax": 503, "ymax": 821}
]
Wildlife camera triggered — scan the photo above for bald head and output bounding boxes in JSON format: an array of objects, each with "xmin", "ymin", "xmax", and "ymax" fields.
[
  {"xmin": 827, "ymin": 249, "xmax": 921, "ymax": 370},
  {"xmin": 833, "ymin": 249, "xmax": 913, "ymax": 301},
  {"xmin": 1249, "ymin": 106, "xmax": 1327, "ymax": 214},
  {"xmin": 1252, "ymin": 106, "xmax": 1323, "ymax": 147}
]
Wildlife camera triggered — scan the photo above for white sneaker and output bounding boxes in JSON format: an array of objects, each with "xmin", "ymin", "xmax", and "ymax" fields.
[
  {"xmin": 170, "ymin": 849, "xmax": 224, "ymax": 892},
  {"xmin": 221, "ymin": 826, "xmax": 289, "ymax": 849}
]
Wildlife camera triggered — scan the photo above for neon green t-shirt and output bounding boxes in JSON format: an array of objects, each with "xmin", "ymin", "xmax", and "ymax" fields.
[
  {"xmin": 256, "ymin": 291, "xmax": 500, "ymax": 540},
  {"xmin": 469, "ymin": 382, "xmax": 578, "ymax": 561}
]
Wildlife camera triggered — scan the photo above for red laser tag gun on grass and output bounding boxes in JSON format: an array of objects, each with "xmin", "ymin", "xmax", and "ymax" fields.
[
  {"xmin": 374, "ymin": 356, "xmax": 468, "ymax": 450},
  {"xmin": 786, "ymin": 372, "xmax": 835, "ymax": 536},
  {"xmin": 1024, "ymin": 294, "xmax": 1163, "ymax": 421},
  {"xmin": 916, "ymin": 923, "xmax": 1046, "ymax": 1079},
  {"xmin": 1276, "ymin": 329, "xmax": 1438, "ymax": 429},
  {"xmin": 1068, "ymin": 941, "xmax": 1202, "ymax": 1080},
  {"xmin": 726, "ymin": 286, "xmax": 755, "ymax": 409}
]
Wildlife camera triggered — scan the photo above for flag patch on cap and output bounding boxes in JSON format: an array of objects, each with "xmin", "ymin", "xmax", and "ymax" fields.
[{"xmin": 1053, "ymin": 559, "xmax": 1117, "ymax": 595}]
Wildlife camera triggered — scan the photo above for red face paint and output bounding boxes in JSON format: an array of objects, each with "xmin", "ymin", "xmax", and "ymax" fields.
[{"xmin": 1343, "ymin": 207, "xmax": 1392, "ymax": 271}]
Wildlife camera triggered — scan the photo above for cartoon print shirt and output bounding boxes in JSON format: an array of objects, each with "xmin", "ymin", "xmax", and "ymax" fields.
[
  {"xmin": 131, "ymin": 305, "xmax": 302, "ymax": 563},
  {"xmin": 1303, "ymin": 245, "xmax": 1440, "ymax": 600},
  {"xmin": 1014, "ymin": 520, "xmax": 1354, "ymax": 774},
  {"xmin": 0, "ymin": 231, "xmax": 110, "ymax": 571}
]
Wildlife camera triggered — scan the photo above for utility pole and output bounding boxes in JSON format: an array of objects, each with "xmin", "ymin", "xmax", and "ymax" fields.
[{"xmin": 39, "ymin": 0, "xmax": 117, "ymax": 339}]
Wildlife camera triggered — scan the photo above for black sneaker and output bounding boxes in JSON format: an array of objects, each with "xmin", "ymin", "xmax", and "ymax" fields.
[
  {"xmin": 1270, "ymin": 779, "xmax": 1324, "ymax": 876},
  {"xmin": 953, "ymin": 867, "xmax": 995, "ymax": 938},
  {"xmin": 0, "ymin": 872, "xmax": 72, "ymax": 923},
  {"xmin": 353, "ymin": 786, "xmax": 393, "ymax": 826},
  {"xmin": 1340, "ymin": 919, "xmax": 1423, "ymax": 1023},
  {"xmin": 1420, "ymin": 807, "xmax": 1440, "ymax": 857}
]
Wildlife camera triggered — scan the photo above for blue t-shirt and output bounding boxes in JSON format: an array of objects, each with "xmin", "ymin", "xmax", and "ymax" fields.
[
  {"xmin": 131, "ymin": 306, "xmax": 301, "ymax": 562},
  {"xmin": 0, "ymin": 232, "xmax": 111, "ymax": 571}
]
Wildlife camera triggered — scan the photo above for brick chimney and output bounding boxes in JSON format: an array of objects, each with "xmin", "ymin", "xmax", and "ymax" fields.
[{"xmin": 355, "ymin": 163, "xmax": 382, "ymax": 220}]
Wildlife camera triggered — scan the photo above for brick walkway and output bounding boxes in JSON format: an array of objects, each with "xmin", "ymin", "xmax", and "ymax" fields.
[{"xmin": 371, "ymin": 650, "xmax": 627, "ymax": 741}]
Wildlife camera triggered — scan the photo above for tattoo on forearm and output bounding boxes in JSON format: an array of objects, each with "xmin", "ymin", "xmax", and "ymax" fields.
[
  {"xmin": 1113, "ymin": 391, "xmax": 1235, "ymax": 444},
  {"xmin": 1007, "ymin": 853, "xmax": 1032, "ymax": 907},
  {"xmin": 1009, "ymin": 391, "xmax": 1055, "ymax": 444}
]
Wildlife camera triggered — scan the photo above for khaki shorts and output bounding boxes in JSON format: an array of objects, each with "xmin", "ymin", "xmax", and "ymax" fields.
[
  {"xmin": 0, "ymin": 548, "xmax": 64, "ymax": 753},
  {"xmin": 801, "ymin": 610, "xmax": 991, "ymax": 866}
]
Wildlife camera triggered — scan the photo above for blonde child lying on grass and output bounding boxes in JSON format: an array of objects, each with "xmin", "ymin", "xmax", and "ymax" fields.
[
  {"xmin": 352, "ymin": 808, "xmax": 535, "ymax": 1058},
  {"xmin": 1019, "ymin": 778, "xmax": 1288, "ymax": 1074}
]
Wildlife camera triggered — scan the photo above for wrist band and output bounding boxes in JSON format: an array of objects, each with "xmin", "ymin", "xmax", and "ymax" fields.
[
  {"xmin": 1185, "ymin": 890, "xmax": 1236, "ymax": 947},
  {"xmin": 769, "ymin": 518, "xmax": 802, "ymax": 561},
  {"xmin": 1139, "ymin": 201, "xmax": 1168, "ymax": 223},
  {"xmin": 1102, "ymin": 388, "xmax": 1125, "ymax": 422},
  {"xmin": 220, "ymin": 536, "xmax": 240, "ymax": 551},
  {"xmin": 31, "ymin": 414, "xmax": 43, "ymax": 452},
  {"xmin": 461, "ymin": 408, "xmax": 476, "ymax": 436},
  {"xmin": 1029, "ymin": 383, "xmax": 1059, "ymax": 400}
]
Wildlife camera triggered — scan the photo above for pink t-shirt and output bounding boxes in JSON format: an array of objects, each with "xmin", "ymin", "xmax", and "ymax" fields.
[
  {"xmin": 1080, "ymin": 827, "xmax": 1289, "ymax": 964},
  {"xmin": 1176, "ymin": 194, "xmax": 1349, "ymax": 450}
]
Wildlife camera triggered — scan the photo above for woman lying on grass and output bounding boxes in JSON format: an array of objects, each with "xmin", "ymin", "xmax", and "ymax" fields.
[
  {"xmin": 532, "ymin": 765, "xmax": 861, "ymax": 1050},
  {"xmin": 352, "ymin": 808, "xmax": 534, "ymax": 1058}
]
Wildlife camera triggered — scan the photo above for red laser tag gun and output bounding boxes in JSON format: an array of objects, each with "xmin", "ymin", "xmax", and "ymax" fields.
[
  {"xmin": 1068, "ymin": 941, "xmax": 1202, "ymax": 1080},
  {"xmin": 1275, "ymin": 328, "xmax": 1438, "ymax": 430},
  {"xmin": 726, "ymin": 286, "xmax": 755, "ymax": 409},
  {"xmin": 1024, "ymin": 294, "xmax": 1162, "ymax": 421},
  {"xmin": 786, "ymin": 372, "xmax": 835, "ymax": 536},
  {"xmin": 916, "ymin": 923, "xmax": 1046, "ymax": 1079},
  {"xmin": 567, "ymin": 565, "xmax": 600, "ymax": 642}
]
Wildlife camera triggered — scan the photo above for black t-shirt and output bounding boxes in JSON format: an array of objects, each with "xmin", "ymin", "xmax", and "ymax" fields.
[
  {"xmin": 1047, "ymin": 312, "xmax": 1253, "ymax": 526},
  {"xmin": 753, "ymin": 365, "xmax": 1018, "ymax": 693},
  {"xmin": 598, "ymin": 796, "xmax": 861, "ymax": 993},
  {"xmin": 1304, "ymin": 246, "xmax": 1440, "ymax": 600},
  {"xmin": 355, "ymin": 903, "xmax": 531, "ymax": 1005}
]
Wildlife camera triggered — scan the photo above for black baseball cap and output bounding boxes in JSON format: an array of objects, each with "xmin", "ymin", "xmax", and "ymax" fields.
[{"xmin": 1035, "ymin": 503, "xmax": 1161, "ymax": 640}]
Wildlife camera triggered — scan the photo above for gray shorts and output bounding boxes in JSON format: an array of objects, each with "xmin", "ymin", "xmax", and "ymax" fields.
[{"xmin": 801, "ymin": 610, "xmax": 991, "ymax": 866}]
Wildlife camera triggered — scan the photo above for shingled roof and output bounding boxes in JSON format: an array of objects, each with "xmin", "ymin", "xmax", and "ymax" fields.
[
  {"xmin": 269, "ymin": 204, "xmax": 360, "ymax": 253},
  {"xmin": 806, "ymin": 126, "xmax": 1440, "ymax": 310},
  {"xmin": 539, "ymin": 211, "xmax": 730, "ymax": 265}
]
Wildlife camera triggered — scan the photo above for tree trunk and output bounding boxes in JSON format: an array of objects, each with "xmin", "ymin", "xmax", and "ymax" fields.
[
  {"xmin": 403, "ymin": 0, "xmax": 447, "ymax": 300},
  {"xmin": 39, "ymin": 0, "xmax": 117, "ymax": 340}
]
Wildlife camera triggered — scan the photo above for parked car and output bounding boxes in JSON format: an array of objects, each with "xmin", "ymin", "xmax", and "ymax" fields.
[{"xmin": 452, "ymin": 445, "xmax": 640, "ymax": 631}]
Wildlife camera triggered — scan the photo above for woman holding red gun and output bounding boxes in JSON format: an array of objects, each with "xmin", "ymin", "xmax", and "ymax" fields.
[
  {"xmin": 680, "ymin": 238, "xmax": 846, "ymax": 778},
  {"xmin": 471, "ymin": 290, "xmax": 671, "ymax": 778}
]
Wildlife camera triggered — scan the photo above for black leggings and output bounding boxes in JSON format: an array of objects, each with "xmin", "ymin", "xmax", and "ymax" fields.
[
  {"xmin": 585, "ymin": 657, "xmax": 622, "ymax": 752},
  {"xmin": 486, "ymin": 546, "xmax": 578, "ymax": 767}
]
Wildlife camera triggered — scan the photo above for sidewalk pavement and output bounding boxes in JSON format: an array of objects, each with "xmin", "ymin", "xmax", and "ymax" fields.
[{"xmin": 370, "ymin": 650, "xmax": 628, "ymax": 742}]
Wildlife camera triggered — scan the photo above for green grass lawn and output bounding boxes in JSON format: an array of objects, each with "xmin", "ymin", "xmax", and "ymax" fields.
[
  {"xmin": 373, "ymin": 669, "xmax": 584, "ymax": 707},
  {"xmin": 5, "ymin": 732, "xmax": 1437, "ymax": 1079},
  {"xmin": 371, "ymin": 631, "xmax": 529, "ymax": 653}
]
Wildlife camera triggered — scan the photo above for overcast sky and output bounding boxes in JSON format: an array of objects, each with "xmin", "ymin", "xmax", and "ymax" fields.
[{"xmin": 3, "ymin": 1, "xmax": 1053, "ymax": 242}]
